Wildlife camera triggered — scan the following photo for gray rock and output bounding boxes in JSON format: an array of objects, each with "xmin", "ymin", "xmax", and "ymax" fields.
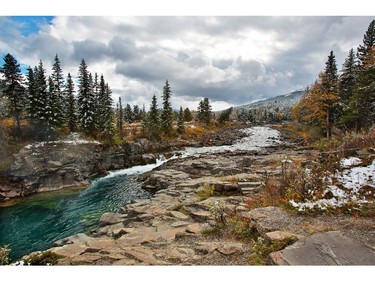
[
  {"xmin": 269, "ymin": 231, "xmax": 375, "ymax": 265},
  {"xmin": 98, "ymin": 212, "xmax": 124, "ymax": 227}
]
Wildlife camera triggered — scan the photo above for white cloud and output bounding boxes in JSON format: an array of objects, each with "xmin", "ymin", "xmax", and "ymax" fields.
[{"xmin": 1, "ymin": 16, "xmax": 374, "ymax": 111}]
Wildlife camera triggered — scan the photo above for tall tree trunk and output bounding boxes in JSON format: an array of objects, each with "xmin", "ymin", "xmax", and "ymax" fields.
[{"xmin": 326, "ymin": 107, "xmax": 332, "ymax": 138}]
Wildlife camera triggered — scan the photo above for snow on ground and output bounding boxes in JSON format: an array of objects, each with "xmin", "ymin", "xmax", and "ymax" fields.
[
  {"xmin": 24, "ymin": 139, "xmax": 101, "ymax": 149},
  {"xmin": 290, "ymin": 157, "xmax": 375, "ymax": 212}
]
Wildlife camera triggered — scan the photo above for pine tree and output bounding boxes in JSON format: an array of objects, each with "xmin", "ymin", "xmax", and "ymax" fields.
[
  {"xmin": 117, "ymin": 96, "xmax": 124, "ymax": 132},
  {"xmin": 160, "ymin": 80, "xmax": 174, "ymax": 137},
  {"xmin": 351, "ymin": 20, "xmax": 375, "ymax": 131},
  {"xmin": 177, "ymin": 106, "xmax": 185, "ymax": 134},
  {"xmin": 0, "ymin": 53, "xmax": 25, "ymax": 136},
  {"xmin": 183, "ymin": 107, "xmax": 193, "ymax": 122},
  {"xmin": 77, "ymin": 59, "xmax": 96, "ymax": 134},
  {"xmin": 124, "ymin": 103, "xmax": 134, "ymax": 123},
  {"xmin": 35, "ymin": 60, "xmax": 50, "ymax": 122},
  {"xmin": 338, "ymin": 48, "xmax": 359, "ymax": 129},
  {"xmin": 197, "ymin": 97, "xmax": 212, "ymax": 126},
  {"xmin": 50, "ymin": 54, "xmax": 65, "ymax": 127},
  {"xmin": 103, "ymin": 83, "xmax": 114, "ymax": 137},
  {"xmin": 218, "ymin": 107, "xmax": 233, "ymax": 125},
  {"xmin": 65, "ymin": 73, "xmax": 77, "ymax": 132},
  {"xmin": 144, "ymin": 94, "xmax": 160, "ymax": 140},
  {"xmin": 357, "ymin": 20, "xmax": 375, "ymax": 67},
  {"xmin": 133, "ymin": 105, "xmax": 141, "ymax": 121},
  {"xmin": 352, "ymin": 45, "xmax": 375, "ymax": 130},
  {"xmin": 26, "ymin": 66, "xmax": 37, "ymax": 120},
  {"xmin": 320, "ymin": 51, "xmax": 339, "ymax": 138}
]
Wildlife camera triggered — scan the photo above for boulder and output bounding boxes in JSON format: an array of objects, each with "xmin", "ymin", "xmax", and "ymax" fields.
[
  {"xmin": 98, "ymin": 212, "xmax": 124, "ymax": 227},
  {"xmin": 269, "ymin": 231, "xmax": 375, "ymax": 265}
]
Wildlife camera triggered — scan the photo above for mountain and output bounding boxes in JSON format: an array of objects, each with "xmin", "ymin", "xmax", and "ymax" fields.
[{"xmin": 229, "ymin": 90, "xmax": 304, "ymax": 122}]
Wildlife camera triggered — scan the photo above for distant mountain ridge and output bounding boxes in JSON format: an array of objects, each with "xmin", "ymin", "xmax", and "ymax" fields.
[
  {"xmin": 234, "ymin": 90, "xmax": 304, "ymax": 112},
  {"xmin": 219, "ymin": 90, "xmax": 305, "ymax": 122}
]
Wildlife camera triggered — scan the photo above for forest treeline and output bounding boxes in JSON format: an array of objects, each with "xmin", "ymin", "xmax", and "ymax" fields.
[
  {"xmin": 0, "ymin": 54, "xmax": 219, "ymax": 144},
  {"xmin": 292, "ymin": 20, "xmax": 375, "ymax": 138}
]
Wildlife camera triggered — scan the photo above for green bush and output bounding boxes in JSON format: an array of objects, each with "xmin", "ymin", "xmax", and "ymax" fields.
[{"xmin": 197, "ymin": 182, "xmax": 215, "ymax": 201}]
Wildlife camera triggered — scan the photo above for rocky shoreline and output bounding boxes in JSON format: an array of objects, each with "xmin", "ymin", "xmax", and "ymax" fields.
[
  {"xmin": 0, "ymin": 126, "xmax": 247, "ymax": 202},
  {"xmin": 11, "ymin": 125, "xmax": 375, "ymax": 265}
]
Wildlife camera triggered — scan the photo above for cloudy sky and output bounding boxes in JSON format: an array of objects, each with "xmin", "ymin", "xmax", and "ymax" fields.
[{"xmin": 0, "ymin": 4, "xmax": 373, "ymax": 111}]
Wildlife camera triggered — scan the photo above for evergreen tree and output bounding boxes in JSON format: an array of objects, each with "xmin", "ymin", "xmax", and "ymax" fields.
[
  {"xmin": 96, "ymin": 75, "xmax": 114, "ymax": 138},
  {"xmin": 65, "ymin": 73, "xmax": 77, "ymax": 132},
  {"xmin": 183, "ymin": 107, "xmax": 193, "ymax": 122},
  {"xmin": 177, "ymin": 106, "xmax": 185, "ymax": 134},
  {"xmin": 218, "ymin": 107, "xmax": 233, "ymax": 125},
  {"xmin": 0, "ymin": 53, "xmax": 25, "ymax": 136},
  {"xmin": 160, "ymin": 80, "xmax": 174, "ymax": 136},
  {"xmin": 26, "ymin": 66, "xmax": 37, "ymax": 120},
  {"xmin": 350, "ymin": 20, "xmax": 375, "ymax": 131},
  {"xmin": 103, "ymin": 83, "xmax": 114, "ymax": 137},
  {"xmin": 352, "ymin": 45, "xmax": 375, "ymax": 130},
  {"xmin": 133, "ymin": 105, "xmax": 141, "ymax": 121},
  {"xmin": 124, "ymin": 103, "xmax": 134, "ymax": 123},
  {"xmin": 144, "ymin": 94, "xmax": 160, "ymax": 140},
  {"xmin": 117, "ymin": 96, "xmax": 124, "ymax": 132},
  {"xmin": 35, "ymin": 60, "xmax": 50, "ymax": 122},
  {"xmin": 50, "ymin": 54, "xmax": 65, "ymax": 127},
  {"xmin": 357, "ymin": 20, "xmax": 375, "ymax": 67},
  {"xmin": 338, "ymin": 48, "xmax": 359, "ymax": 129},
  {"xmin": 77, "ymin": 59, "xmax": 96, "ymax": 134},
  {"xmin": 320, "ymin": 51, "xmax": 339, "ymax": 138},
  {"xmin": 197, "ymin": 97, "xmax": 212, "ymax": 126}
]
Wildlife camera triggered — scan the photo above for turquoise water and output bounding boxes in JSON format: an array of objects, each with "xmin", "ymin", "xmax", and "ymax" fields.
[{"xmin": 0, "ymin": 173, "xmax": 151, "ymax": 261}]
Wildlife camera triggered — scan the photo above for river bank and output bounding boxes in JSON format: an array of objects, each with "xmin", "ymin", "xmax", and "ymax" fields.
[{"xmin": 6, "ymin": 125, "xmax": 375, "ymax": 265}]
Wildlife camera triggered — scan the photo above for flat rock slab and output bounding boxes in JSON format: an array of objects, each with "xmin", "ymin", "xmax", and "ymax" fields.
[{"xmin": 269, "ymin": 231, "xmax": 375, "ymax": 265}]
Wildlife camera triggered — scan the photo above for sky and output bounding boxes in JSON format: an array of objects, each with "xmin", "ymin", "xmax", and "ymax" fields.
[{"xmin": 0, "ymin": 2, "xmax": 374, "ymax": 111}]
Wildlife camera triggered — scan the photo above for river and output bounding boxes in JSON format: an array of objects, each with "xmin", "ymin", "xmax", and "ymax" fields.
[{"xmin": 0, "ymin": 126, "xmax": 280, "ymax": 261}]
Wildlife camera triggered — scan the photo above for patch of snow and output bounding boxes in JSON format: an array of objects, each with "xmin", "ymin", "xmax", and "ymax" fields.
[
  {"xmin": 340, "ymin": 157, "xmax": 362, "ymax": 168},
  {"xmin": 290, "ymin": 158, "xmax": 375, "ymax": 212},
  {"xmin": 24, "ymin": 139, "xmax": 101, "ymax": 150}
]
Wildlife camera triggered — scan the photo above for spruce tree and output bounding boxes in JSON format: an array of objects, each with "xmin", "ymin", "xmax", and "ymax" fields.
[
  {"xmin": 160, "ymin": 80, "xmax": 174, "ymax": 137},
  {"xmin": 352, "ymin": 45, "xmax": 375, "ymax": 130},
  {"xmin": 103, "ymin": 83, "xmax": 114, "ymax": 137},
  {"xmin": 183, "ymin": 107, "xmax": 193, "ymax": 122},
  {"xmin": 145, "ymin": 94, "xmax": 160, "ymax": 140},
  {"xmin": 77, "ymin": 59, "xmax": 96, "ymax": 134},
  {"xmin": 320, "ymin": 51, "xmax": 339, "ymax": 138},
  {"xmin": 124, "ymin": 103, "xmax": 134, "ymax": 123},
  {"xmin": 0, "ymin": 53, "xmax": 25, "ymax": 136},
  {"xmin": 35, "ymin": 60, "xmax": 50, "ymax": 123},
  {"xmin": 65, "ymin": 73, "xmax": 77, "ymax": 132},
  {"xmin": 357, "ymin": 20, "xmax": 375, "ymax": 67},
  {"xmin": 177, "ymin": 106, "xmax": 185, "ymax": 134},
  {"xmin": 197, "ymin": 97, "xmax": 212, "ymax": 126},
  {"xmin": 26, "ymin": 66, "xmax": 37, "ymax": 120},
  {"xmin": 50, "ymin": 54, "xmax": 65, "ymax": 127},
  {"xmin": 117, "ymin": 96, "xmax": 124, "ymax": 132},
  {"xmin": 338, "ymin": 48, "xmax": 358, "ymax": 129},
  {"xmin": 133, "ymin": 105, "xmax": 141, "ymax": 121}
]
